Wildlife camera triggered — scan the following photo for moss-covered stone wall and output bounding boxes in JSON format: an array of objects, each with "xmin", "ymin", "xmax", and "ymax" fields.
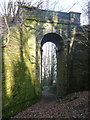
[
  {"xmin": 67, "ymin": 30, "xmax": 89, "ymax": 93},
  {"xmin": 2, "ymin": 23, "xmax": 41, "ymax": 118},
  {"xmin": 0, "ymin": 35, "xmax": 2, "ymax": 120},
  {"xmin": 57, "ymin": 48, "xmax": 68, "ymax": 97}
]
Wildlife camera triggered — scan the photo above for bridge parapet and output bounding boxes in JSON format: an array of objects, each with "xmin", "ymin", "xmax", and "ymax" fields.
[
  {"xmin": 19, "ymin": 6, "xmax": 81, "ymax": 44},
  {"xmin": 21, "ymin": 6, "xmax": 81, "ymax": 25}
]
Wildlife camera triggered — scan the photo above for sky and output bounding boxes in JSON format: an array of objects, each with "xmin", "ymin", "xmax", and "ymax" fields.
[{"xmin": 0, "ymin": 0, "xmax": 89, "ymax": 24}]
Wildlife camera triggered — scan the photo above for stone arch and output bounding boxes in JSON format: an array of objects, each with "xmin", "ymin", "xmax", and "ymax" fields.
[
  {"xmin": 41, "ymin": 33, "xmax": 64, "ymax": 51},
  {"xmin": 41, "ymin": 33, "xmax": 67, "ymax": 97}
]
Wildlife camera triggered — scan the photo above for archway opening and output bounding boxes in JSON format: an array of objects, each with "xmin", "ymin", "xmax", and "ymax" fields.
[
  {"xmin": 41, "ymin": 33, "xmax": 64, "ymax": 98},
  {"xmin": 42, "ymin": 42, "xmax": 57, "ymax": 94}
]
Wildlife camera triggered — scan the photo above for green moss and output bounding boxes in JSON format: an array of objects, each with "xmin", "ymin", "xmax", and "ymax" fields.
[
  {"xmin": 2, "ymin": 25, "xmax": 41, "ymax": 118},
  {"xmin": 3, "ymin": 96, "xmax": 40, "ymax": 119}
]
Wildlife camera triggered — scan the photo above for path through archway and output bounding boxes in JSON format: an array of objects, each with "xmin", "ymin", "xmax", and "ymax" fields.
[{"xmin": 41, "ymin": 33, "xmax": 65, "ymax": 97}]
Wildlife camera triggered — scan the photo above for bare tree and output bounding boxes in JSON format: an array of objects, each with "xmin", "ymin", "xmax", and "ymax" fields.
[
  {"xmin": 0, "ymin": 0, "xmax": 49, "ymax": 47},
  {"xmin": 0, "ymin": 0, "xmax": 18, "ymax": 47}
]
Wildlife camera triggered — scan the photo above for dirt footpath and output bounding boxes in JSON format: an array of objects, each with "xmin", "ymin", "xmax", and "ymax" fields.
[{"xmin": 11, "ymin": 90, "xmax": 89, "ymax": 119}]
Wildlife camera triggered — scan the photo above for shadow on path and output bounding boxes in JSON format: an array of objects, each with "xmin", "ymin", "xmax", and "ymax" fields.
[
  {"xmin": 41, "ymin": 90, "xmax": 57, "ymax": 103},
  {"xmin": 10, "ymin": 91, "xmax": 88, "ymax": 119}
]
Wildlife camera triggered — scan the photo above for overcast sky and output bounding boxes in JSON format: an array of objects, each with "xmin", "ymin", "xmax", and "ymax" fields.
[{"xmin": 0, "ymin": 0, "xmax": 89, "ymax": 25}]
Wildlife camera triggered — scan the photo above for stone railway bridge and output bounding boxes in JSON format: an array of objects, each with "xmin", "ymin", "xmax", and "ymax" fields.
[
  {"xmin": 22, "ymin": 6, "xmax": 81, "ymax": 96},
  {"xmin": 1, "ymin": 6, "xmax": 88, "ymax": 118}
]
